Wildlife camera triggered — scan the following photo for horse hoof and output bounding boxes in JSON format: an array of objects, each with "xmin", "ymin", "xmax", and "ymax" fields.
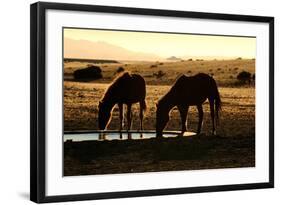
[{"xmin": 156, "ymin": 135, "xmax": 163, "ymax": 139}]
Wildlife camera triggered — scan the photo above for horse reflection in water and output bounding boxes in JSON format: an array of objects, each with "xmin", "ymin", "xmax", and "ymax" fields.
[
  {"xmin": 156, "ymin": 73, "xmax": 222, "ymax": 138},
  {"xmin": 98, "ymin": 132, "xmax": 133, "ymax": 140},
  {"xmin": 98, "ymin": 72, "xmax": 146, "ymax": 139}
]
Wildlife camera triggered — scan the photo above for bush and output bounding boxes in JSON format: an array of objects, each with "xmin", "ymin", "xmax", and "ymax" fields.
[
  {"xmin": 150, "ymin": 64, "xmax": 158, "ymax": 68},
  {"xmin": 237, "ymin": 71, "xmax": 251, "ymax": 84},
  {"xmin": 73, "ymin": 65, "xmax": 102, "ymax": 80},
  {"xmin": 116, "ymin": 66, "xmax": 125, "ymax": 73},
  {"xmin": 153, "ymin": 70, "xmax": 165, "ymax": 79}
]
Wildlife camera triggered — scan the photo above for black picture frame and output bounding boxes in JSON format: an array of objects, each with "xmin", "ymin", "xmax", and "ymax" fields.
[{"xmin": 30, "ymin": 1, "xmax": 274, "ymax": 203}]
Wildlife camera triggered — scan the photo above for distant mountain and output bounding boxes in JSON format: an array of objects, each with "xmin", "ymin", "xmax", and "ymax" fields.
[
  {"xmin": 179, "ymin": 55, "xmax": 240, "ymax": 60},
  {"xmin": 64, "ymin": 38, "xmax": 162, "ymax": 61},
  {"xmin": 166, "ymin": 56, "xmax": 182, "ymax": 61}
]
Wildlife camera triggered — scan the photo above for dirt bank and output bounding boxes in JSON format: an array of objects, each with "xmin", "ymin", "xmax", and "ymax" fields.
[{"xmin": 64, "ymin": 134, "xmax": 255, "ymax": 176}]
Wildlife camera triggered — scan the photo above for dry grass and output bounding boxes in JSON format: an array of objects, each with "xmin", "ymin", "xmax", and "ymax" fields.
[
  {"xmin": 64, "ymin": 59, "xmax": 255, "ymax": 86},
  {"xmin": 64, "ymin": 59, "xmax": 255, "ymax": 137},
  {"xmin": 64, "ymin": 83, "xmax": 254, "ymax": 137},
  {"xmin": 63, "ymin": 59, "xmax": 255, "ymax": 175}
]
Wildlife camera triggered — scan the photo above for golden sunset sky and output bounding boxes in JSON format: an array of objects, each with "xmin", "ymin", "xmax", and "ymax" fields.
[{"xmin": 64, "ymin": 28, "xmax": 256, "ymax": 61}]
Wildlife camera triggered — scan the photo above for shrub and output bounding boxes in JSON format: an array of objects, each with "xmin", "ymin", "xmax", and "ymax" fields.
[
  {"xmin": 150, "ymin": 64, "xmax": 158, "ymax": 68},
  {"xmin": 73, "ymin": 65, "xmax": 102, "ymax": 80},
  {"xmin": 188, "ymin": 58, "xmax": 193, "ymax": 61},
  {"xmin": 237, "ymin": 71, "xmax": 251, "ymax": 84},
  {"xmin": 116, "ymin": 66, "xmax": 125, "ymax": 73},
  {"xmin": 153, "ymin": 70, "xmax": 165, "ymax": 78}
]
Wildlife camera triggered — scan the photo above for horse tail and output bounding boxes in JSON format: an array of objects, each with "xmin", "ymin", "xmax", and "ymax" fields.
[{"xmin": 211, "ymin": 78, "xmax": 222, "ymax": 124}]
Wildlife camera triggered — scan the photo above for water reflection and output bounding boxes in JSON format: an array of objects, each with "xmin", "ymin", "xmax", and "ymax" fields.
[{"xmin": 64, "ymin": 131, "xmax": 195, "ymax": 142}]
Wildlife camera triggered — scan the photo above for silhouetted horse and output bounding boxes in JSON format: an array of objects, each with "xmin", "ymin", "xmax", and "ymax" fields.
[
  {"xmin": 156, "ymin": 73, "xmax": 221, "ymax": 138},
  {"xmin": 98, "ymin": 72, "xmax": 146, "ymax": 131}
]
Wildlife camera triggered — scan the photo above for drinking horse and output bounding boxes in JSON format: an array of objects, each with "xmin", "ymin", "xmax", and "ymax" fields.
[
  {"xmin": 156, "ymin": 73, "xmax": 221, "ymax": 138},
  {"xmin": 98, "ymin": 72, "xmax": 146, "ymax": 131}
]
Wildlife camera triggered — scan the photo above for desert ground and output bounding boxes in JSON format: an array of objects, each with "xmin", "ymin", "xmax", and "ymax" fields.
[{"xmin": 63, "ymin": 58, "xmax": 255, "ymax": 176}]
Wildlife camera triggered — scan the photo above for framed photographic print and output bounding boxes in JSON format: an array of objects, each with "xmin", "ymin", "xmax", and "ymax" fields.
[{"xmin": 30, "ymin": 1, "xmax": 274, "ymax": 203}]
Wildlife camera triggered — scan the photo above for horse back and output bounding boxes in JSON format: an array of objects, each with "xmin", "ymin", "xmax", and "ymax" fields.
[
  {"xmin": 110, "ymin": 73, "xmax": 146, "ymax": 104},
  {"xmin": 171, "ymin": 73, "xmax": 215, "ymax": 105}
]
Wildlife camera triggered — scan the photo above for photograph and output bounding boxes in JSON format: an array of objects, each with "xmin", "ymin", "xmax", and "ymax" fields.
[{"xmin": 63, "ymin": 28, "xmax": 256, "ymax": 176}]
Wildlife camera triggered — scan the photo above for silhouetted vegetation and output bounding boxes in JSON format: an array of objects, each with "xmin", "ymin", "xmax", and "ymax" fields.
[
  {"xmin": 73, "ymin": 65, "xmax": 102, "ymax": 80},
  {"xmin": 116, "ymin": 66, "xmax": 125, "ymax": 73},
  {"xmin": 65, "ymin": 58, "xmax": 119, "ymax": 64},
  {"xmin": 237, "ymin": 71, "xmax": 252, "ymax": 84},
  {"xmin": 153, "ymin": 70, "xmax": 165, "ymax": 78}
]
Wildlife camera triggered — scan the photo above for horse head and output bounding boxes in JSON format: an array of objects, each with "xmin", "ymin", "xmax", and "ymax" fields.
[{"xmin": 98, "ymin": 101, "xmax": 112, "ymax": 130}]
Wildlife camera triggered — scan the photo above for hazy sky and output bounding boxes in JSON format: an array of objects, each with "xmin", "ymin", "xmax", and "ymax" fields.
[{"xmin": 64, "ymin": 28, "xmax": 256, "ymax": 60}]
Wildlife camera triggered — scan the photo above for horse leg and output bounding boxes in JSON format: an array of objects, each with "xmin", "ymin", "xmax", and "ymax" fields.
[
  {"xmin": 209, "ymin": 98, "xmax": 216, "ymax": 135},
  {"xmin": 139, "ymin": 102, "xmax": 144, "ymax": 131},
  {"xmin": 118, "ymin": 103, "xmax": 123, "ymax": 131},
  {"xmin": 177, "ymin": 105, "xmax": 188, "ymax": 134},
  {"xmin": 126, "ymin": 103, "xmax": 132, "ymax": 131},
  {"xmin": 197, "ymin": 104, "xmax": 204, "ymax": 134}
]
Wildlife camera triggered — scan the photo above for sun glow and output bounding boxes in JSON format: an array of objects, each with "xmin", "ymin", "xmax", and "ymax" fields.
[{"xmin": 64, "ymin": 28, "xmax": 256, "ymax": 61}]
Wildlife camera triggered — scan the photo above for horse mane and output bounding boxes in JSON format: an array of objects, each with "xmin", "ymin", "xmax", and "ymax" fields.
[
  {"xmin": 100, "ymin": 72, "xmax": 131, "ymax": 102},
  {"xmin": 157, "ymin": 74, "xmax": 186, "ymax": 106}
]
